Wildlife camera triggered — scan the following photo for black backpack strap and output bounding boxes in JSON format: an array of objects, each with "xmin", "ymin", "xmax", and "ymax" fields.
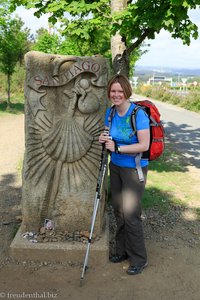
[
  {"xmin": 108, "ymin": 105, "xmax": 116, "ymax": 132},
  {"xmin": 129, "ymin": 105, "xmax": 144, "ymax": 138}
]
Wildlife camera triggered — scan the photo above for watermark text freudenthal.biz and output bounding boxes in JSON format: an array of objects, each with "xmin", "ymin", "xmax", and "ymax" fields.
[{"xmin": 0, "ymin": 291, "xmax": 58, "ymax": 298}]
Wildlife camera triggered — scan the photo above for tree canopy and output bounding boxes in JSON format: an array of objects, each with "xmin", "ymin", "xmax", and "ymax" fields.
[
  {"xmin": 33, "ymin": 27, "xmax": 111, "ymax": 57},
  {"xmin": 9, "ymin": 0, "xmax": 200, "ymax": 74}
]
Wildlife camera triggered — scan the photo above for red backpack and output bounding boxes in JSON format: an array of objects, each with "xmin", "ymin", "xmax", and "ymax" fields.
[
  {"xmin": 131, "ymin": 100, "xmax": 165, "ymax": 161},
  {"xmin": 108, "ymin": 99, "xmax": 165, "ymax": 182}
]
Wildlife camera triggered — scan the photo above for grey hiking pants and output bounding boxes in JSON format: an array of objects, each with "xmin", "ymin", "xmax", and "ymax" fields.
[{"xmin": 110, "ymin": 161, "xmax": 148, "ymax": 266}]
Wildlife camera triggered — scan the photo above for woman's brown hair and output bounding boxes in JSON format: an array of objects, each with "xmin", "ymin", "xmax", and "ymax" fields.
[{"xmin": 107, "ymin": 74, "xmax": 132, "ymax": 100}]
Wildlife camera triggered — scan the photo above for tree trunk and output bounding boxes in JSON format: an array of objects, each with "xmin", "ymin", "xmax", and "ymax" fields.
[
  {"xmin": 111, "ymin": 0, "xmax": 129, "ymax": 76},
  {"xmin": 112, "ymin": 48, "xmax": 129, "ymax": 77},
  {"xmin": 7, "ymin": 74, "xmax": 11, "ymax": 109}
]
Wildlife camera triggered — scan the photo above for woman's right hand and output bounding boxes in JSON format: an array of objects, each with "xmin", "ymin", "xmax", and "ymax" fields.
[{"xmin": 99, "ymin": 130, "xmax": 110, "ymax": 144}]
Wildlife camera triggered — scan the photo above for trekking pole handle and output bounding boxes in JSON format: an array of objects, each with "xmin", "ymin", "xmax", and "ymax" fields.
[{"xmin": 103, "ymin": 129, "xmax": 112, "ymax": 141}]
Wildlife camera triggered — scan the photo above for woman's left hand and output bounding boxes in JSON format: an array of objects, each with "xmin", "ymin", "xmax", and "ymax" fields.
[{"xmin": 105, "ymin": 139, "xmax": 115, "ymax": 152}]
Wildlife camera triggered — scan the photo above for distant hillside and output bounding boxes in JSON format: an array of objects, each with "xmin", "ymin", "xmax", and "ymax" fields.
[{"xmin": 135, "ymin": 66, "xmax": 200, "ymax": 77}]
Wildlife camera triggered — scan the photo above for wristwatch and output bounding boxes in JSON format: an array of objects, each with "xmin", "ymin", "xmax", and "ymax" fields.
[
  {"xmin": 115, "ymin": 145, "xmax": 121, "ymax": 154},
  {"xmin": 114, "ymin": 140, "xmax": 121, "ymax": 154}
]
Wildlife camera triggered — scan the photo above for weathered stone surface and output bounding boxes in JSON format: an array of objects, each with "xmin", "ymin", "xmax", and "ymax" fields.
[{"xmin": 22, "ymin": 51, "xmax": 109, "ymax": 234}]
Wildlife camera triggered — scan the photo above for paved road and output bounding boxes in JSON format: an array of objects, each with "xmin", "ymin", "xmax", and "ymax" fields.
[{"xmin": 132, "ymin": 94, "xmax": 200, "ymax": 169}]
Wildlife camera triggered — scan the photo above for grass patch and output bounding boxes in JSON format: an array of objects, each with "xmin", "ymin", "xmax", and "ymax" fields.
[
  {"xmin": 11, "ymin": 223, "xmax": 21, "ymax": 238},
  {"xmin": 0, "ymin": 100, "xmax": 24, "ymax": 115},
  {"xmin": 0, "ymin": 82, "xmax": 25, "ymax": 115},
  {"xmin": 196, "ymin": 208, "xmax": 200, "ymax": 220},
  {"xmin": 143, "ymin": 144, "xmax": 199, "ymax": 213},
  {"xmin": 107, "ymin": 143, "xmax": 199, "ymax": 214}
]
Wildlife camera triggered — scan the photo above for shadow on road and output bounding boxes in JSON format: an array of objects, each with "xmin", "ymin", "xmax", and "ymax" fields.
[
  {"xmin": 0, "ymin": 173, "xmax": 22, "ymax": 219},
  {"xmin": 163, "ymin": 121, "xmax": 200, "ymax": 169}
]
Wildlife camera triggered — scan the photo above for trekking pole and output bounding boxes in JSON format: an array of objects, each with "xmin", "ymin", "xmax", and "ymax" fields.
[{"xmin": 80, "ymin": 142, "xmax": 108, "ymax": 286}]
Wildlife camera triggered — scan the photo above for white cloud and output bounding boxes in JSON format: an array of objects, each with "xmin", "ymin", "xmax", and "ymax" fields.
[
  {"xmin": 13, "ymin": 7, "xmax": 49, "ymax": 34},
  {"xmin": 137, "ymin": 30, "xmax": 200, "ymax": 69},
  {"xmin": 137, "ymin": 9, "xmax": 200, "ymax": 69}
]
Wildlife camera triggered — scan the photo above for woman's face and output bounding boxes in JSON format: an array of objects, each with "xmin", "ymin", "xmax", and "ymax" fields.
[{"xmin": 109, "ymin": 82, "xmax": 126, "ymax": 106}]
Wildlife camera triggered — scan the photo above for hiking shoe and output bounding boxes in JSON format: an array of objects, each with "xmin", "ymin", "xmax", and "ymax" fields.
[
  {"xmin": 110, "ymin": 254, "xmax": 128, "ymax": 263},
  {"xmin": 126, "ymin": 262, "xmax": 148, "ymax": 275}
]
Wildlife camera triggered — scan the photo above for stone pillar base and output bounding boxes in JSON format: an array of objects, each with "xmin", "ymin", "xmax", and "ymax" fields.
[{"xmin": 9, "ymin": 218, "xmax": 109, "ymax": 266}]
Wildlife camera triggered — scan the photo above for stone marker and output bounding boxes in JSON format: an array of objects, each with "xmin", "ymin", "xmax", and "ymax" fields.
[{"xmin": 21, "ymin": 51, "xmax": 109, "ymax": 235}]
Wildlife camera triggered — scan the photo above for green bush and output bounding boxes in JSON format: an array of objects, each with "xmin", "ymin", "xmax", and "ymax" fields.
[
  {"xmin": 11, "ymin": 64, "xmax": 25, "ymax": 93},
  {"xmin": 181, "ymin": 92, "xmax": 200, "ymax": 112},
  {"xmin": 136, "ymin": 85, "xmax": 200, "ymax": 113},
  {"xmin": 0, "ymin": 64, "xmax": 25, "ymax": 106}
]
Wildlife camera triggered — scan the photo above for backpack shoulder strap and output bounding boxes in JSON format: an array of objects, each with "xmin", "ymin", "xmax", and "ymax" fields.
[
  {"xmin": 108, "ymin": 105, "xmax": 116, "ymax": 131},
  {"xmin": 129, "ymin": 105, "xmax": 144, "ymax": 137},
  {"xmin": 130, "ymin": 104, "xmax": 147, "ymax": 183}
]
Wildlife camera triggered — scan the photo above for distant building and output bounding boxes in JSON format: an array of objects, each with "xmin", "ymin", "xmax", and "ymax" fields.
[{"xmin": 147, "ymin": 75, "xmax": 173, "ymax": 86}]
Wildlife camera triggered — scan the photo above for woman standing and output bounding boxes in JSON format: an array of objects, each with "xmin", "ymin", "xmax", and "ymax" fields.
[{"xmin": 99, "ymin": 74, "xmax": 150, "ymax": 275}]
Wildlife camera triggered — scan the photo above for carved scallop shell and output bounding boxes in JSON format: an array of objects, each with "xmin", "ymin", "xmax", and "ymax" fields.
[{"xmin": 41, "ymin": 118, "xmax": 93, "ymax": 163}]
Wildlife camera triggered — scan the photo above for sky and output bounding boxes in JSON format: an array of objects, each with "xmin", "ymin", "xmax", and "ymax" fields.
[
  {"xmin": 136, "ymin": 9, "xmax": 200, "ymax": 70},
  {"xmin": 14, "ymin": 7, "xmax": 50, "ymax": 34},
  {"xmin": 13, "ymin": 6, "xmax": 200, "ymax": 70}
]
